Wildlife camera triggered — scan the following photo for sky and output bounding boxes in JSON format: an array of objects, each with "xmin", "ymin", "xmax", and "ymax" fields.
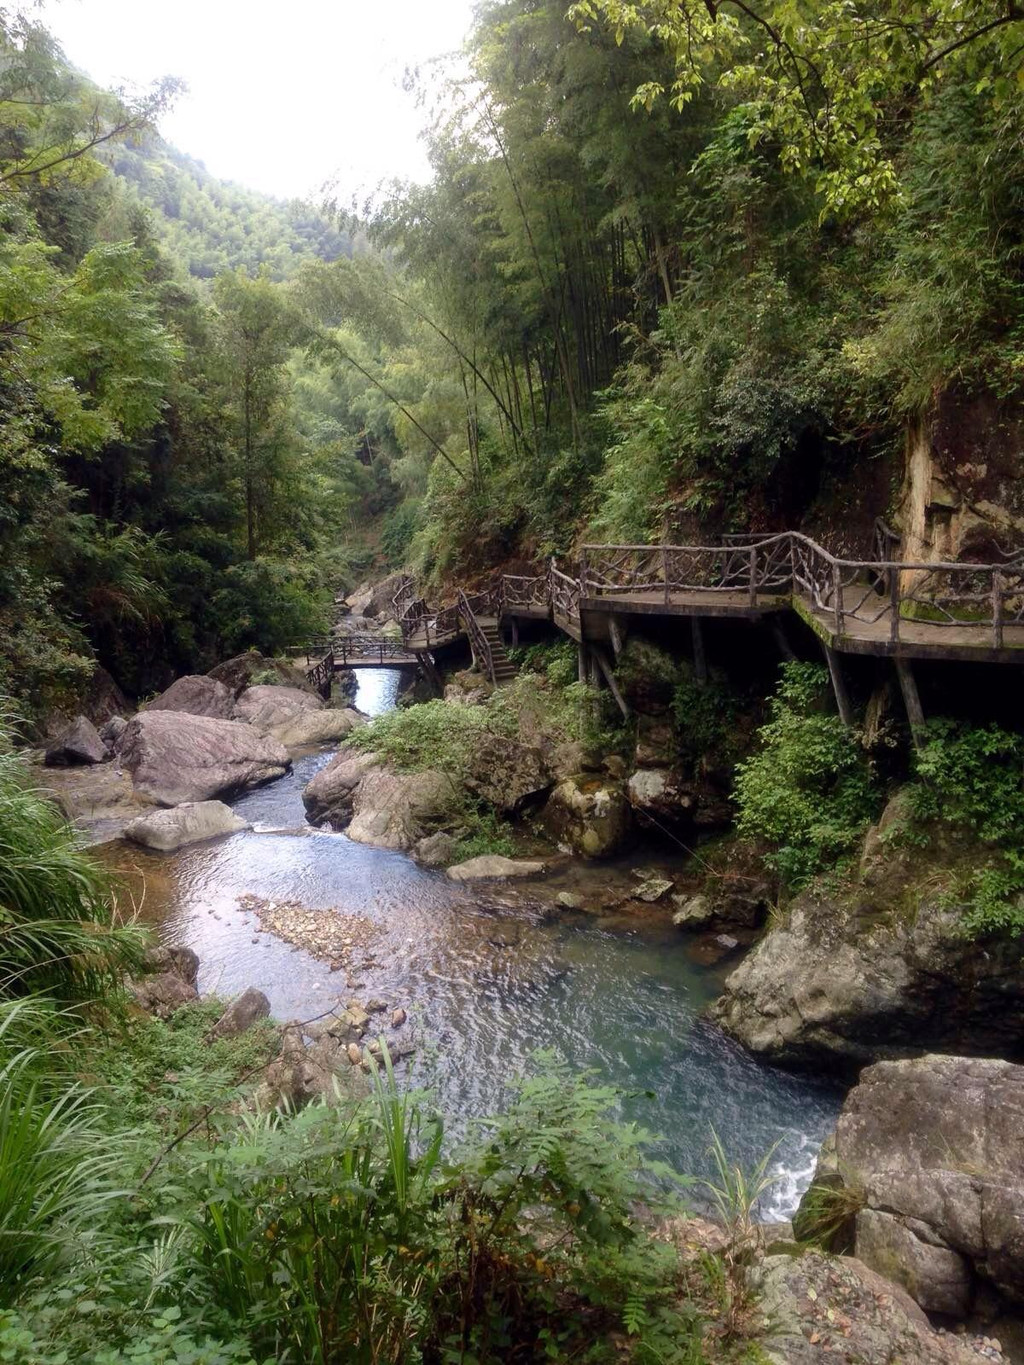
[{"xmin": 37, "ymin": 0, "xmax": 476, "ymax": 201}]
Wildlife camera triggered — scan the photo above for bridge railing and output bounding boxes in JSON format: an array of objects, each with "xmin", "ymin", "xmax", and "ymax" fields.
[
  {"xmin": 306, "ymin": 650, "xmax": 334, "ymax": 699},
  {"xmin": 502, "ymin": 573, "xmax": 549, "ymax": 612},
  {"xmin": 333, "ymin": 634, "xmax": 418, "ymax": 666},
  {"xmin": 457, "ymin": 589, "xmax": 495, "ymax": 682},
  {"xmin": 550, "ymin": 563, "xmax": 581, "ymax": 623}
]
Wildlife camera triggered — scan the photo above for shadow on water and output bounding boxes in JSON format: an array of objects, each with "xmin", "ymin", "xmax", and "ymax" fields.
[{"xmin": 110, "ymin": 668, "xmax": 840, "ymax": 1217}]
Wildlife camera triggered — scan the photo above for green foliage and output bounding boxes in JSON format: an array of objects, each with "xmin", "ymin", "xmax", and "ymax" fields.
[
  {"xmin": 671, "ymin": 671, "xmax": 743, "ymax": 773},
  {"xmin": 906, "ymin": 720, "xmax": 1024, "ymax": 936},
  {"xmin": 733, "ymin": 663, "xmax": 879, "ymax": 886},
  {"xmin": 0, "ymin": 737, "xmax": 144, "ymax": 1006}
]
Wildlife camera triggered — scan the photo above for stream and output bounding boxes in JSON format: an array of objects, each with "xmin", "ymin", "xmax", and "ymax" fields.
[{"xmin": 113, "ymin": 668, "xmax": 840, "ymax": 1219}]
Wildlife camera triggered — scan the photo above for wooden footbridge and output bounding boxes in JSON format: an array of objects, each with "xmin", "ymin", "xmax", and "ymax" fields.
[{"xmin": 307, "ymin": 525, "xmax": 1024, "ymax": 729}]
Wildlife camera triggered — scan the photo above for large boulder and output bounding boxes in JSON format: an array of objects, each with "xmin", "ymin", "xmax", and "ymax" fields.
[
  {"xmin": 302, "ymin": 748, "xmax": 450, "ymax": 851},
  {"xmin": 302, "ymin": 748, "xmax": 382, "ymax": 825},
  {"xmin": 44, "ymin": 715, "xmax": 109, "ymax": 766},
  {"xmin": 365, "ymin": 572, "xmax": 411, "ymax": 620},
  {"xmin": 463, "ymin": 733, "xmax": 554, "ymax": 813},
  {"xmin": 825, "ymin": 1055, "xmax": 1024, "ymax": 1314},
  {"xmin": 542, "ymin": 774, "xmax": 632, "ymax": 858},
  {"xmin": 120, "ymin": 711, "xmax": 291, "ymax": 806},
  {"xmin": 233, "ymin": 684, "xmax": 363, "ymax": 748},
  {"xmin": 711, "ymin": 810, "xmax": 1024, "ymax": 1070},
  {"xmin": 124, "ymin": 800, "xmax": 250, "ymax": 852},
  {"xmin": 208, "ymin": 650, "xmax": 318, "ymax": 699},
  {"xmin": 145, "ymin": 674, "xmax": 235, "ymax": 720},
  {"xmin": 752, "ymin": 1250, "xmax": 1002, "ymax": 1364},
  {"xmin": 346, "ymin": 767, "xmax": 450, "ymax": 850}
]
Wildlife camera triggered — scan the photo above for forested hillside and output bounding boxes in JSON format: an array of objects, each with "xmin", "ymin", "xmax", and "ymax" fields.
[
  {"xmin": 5, "ymin": 0, "xmax": 1024, "ymax": 722},
  {"xmin": 107, "ymin": 137, "xmax": 359, "ymax": 280}
]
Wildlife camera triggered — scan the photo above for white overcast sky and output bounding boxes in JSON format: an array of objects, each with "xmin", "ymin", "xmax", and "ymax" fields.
[{"xmin": 37, "ymin": 0, "xmax": 476, "ymax": 200}]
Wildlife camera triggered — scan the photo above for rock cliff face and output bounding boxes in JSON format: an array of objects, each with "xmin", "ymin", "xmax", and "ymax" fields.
[
  {"xmin": 797, "ymin": 1055, "xmax": 1024, "ymax": 1323},
  {"xmin": 899, "ymin": 389, "xmax": 1024, "ymax": 574},
  {"xmin": 710, "ymin": 800, "xmax": 1024, "ymax": 1071}
]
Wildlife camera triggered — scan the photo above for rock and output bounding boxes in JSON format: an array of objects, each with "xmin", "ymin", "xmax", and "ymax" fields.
[
  {"xmin": 131, "ymin": 971, "xmax": 198, "ymax": 1019},
  {"xmin": 391, "ymin": 1007, "xmax": 406, "ymax": 1027},
  {"xmin": 210, "ymin": 987, "xmax": 271, "ymax": 1040},
  {"xmin": 80, "ymin": 665, "xmax": 129, "ymax": 727},
  {"xmin": 633, "ymin": 876, "xmax": 674, "ymax": 902},
  {"xmin": 463, "ymin": 734, "xmax": 554, "ymax": 813},
  {"xmin": 257, "ymin": 1023, "xmax": 369, "ymax": 1110},
  {"xmin": 347, "ymin": 1001, "xmax": 371, "ymax": 1029},
  {"xmin": 542, "ymin": 774, "xmax": 632, "ymax": 859},
  {"xmin": 145, "ymin": 674, "xmax": 235, "ymax": 720},
  {"xmin": 711, "ymin": 830, "xmax": 1024, "ymax": 1070},
  {"xmin": 713, "ymin": 933, "xmax": 739, "ymax": 951},
  {"xmin": 346, "ymin": 767, "xmax": 451, "ymax": 850},
  {"xmin": 753, "ymin": 1251, "xmax": 999, "ymax": 1364},
  {"xmin": 414, "ymin": 831, "xmax": 456, "ymax": 867},
  {"xmin": 365, "ymin": 999, "xmax": 387, "ymax": 1014},
  {"xmin": 447, "ymin": 856, "xmax": 546, "ymax": 880},
  {"xmin": 556, "ymin": 891, "xmax": 584, "ymax": 909},
  {"xmin": 124, "ymin": 800, "xmax": 250, "ymax": 851},
  {"xmin": 209, "ymin": 650, "xmax": 320, "ymax": 699},
  {"xmin": 142, "ymin": 944, "xmax": 199, "ymax": 987},
  {"xmin": 44, "ymin": 715, "xmax": 109, "ymax": 766},
  {"xmin": 602, "ymin": 753, "xmax": 627, "ymax": 779},
  {"xmin": 234, "ymin": 684, "xmax": 364, "ymax": 748},
  {"xmin": 854, "ymin": 1208, "xmax": 973, "ymax": 1317},
  {"xmin": 672, "ymin": 894, "xmax": 714, "ymax": 927},
  {"xmin": 833, "ymin": 1055, "xmax": 1024, "ymax": 1311},
  {"xmin": 365, "ymin": 572, "xmax": 411, "ymax": 620},
  {"xmin": 302, "ymin": 748, "xmax": 381, "ymax": 825},
  {"xmin": 120, "ymin": 711, "xmax": 291, "ymax": 807},
  {"xmin": 633, "ymin": 716, "xmax": 676, "ymax": 767},
  {"xmin": 100, "ymin": 715, "xmax": 128, "ymax": 752},
  {"xmin": 346, "ymin": 1042, "xmax": 362, "ymax": 1065}
]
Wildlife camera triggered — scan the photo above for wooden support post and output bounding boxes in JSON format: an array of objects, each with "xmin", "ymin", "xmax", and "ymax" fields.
[
  {"xmin": 894, "ymin": 657, "xmax": 925, "ymax": 745},
  {"xmin": 663, "ymin": 545, "xmax": 670, "ymax": 605},
  {"xmin": 578, "ymin": 643, "xmax": 588, "ymax": 684},
  {"xmin": 993, "ymin": 570, "xmax": 1004, "ymax": 649},
  {"xmin": 889, "ymin": 567, "xmax": 900, "ymax": 644},
  {"xmin": 588, "ymin": 648, "xmax": 602, "ymax": 690},
  {"xmin": 771, "ymin": 620, "xmax": 796, "ymax": 662},
  {"xmin": 748, "ymin": 546, "xmax": 758, "ymax": 608},
  {"xmin": 823, "ymin": 643, "xmax": 854, "ymax": 727},
  {"xmin": 609, "ymin": 614, "xmax": 627, "ymax": 659},
  {"xmin": 510, "ymin": 617, "xmax": 519, "ymax": 648},
  {"xmin": 419, "ymin": 653, "xmax": 442, "ymax": 696},
  {"xmin": 691, "ymin": 617, "xmax": 708, "ymax": 686},
  {"xmin": 592, "ymin": 646, "xmax": 630, "ymax": 720}
]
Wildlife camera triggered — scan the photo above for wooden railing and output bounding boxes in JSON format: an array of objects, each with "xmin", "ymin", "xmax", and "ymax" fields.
[
  {"xmin": 457, "ymin": 589, "xmax": 495, "ymax": 682},
  {"xmin": 384, "ymin": 531, "xmax": 1024, "ymax": 657},
  {"xmin": 307, "ymin": 650, "xmax": 334, "ymax": 699},
  {"xmin": 333, "ymin": 634, "xmax": 418, "ymax": 666}
]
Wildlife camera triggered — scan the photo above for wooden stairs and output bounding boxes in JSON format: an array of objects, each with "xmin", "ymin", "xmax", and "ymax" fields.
[{"xmin": 477, "ymin": 617, "xmax": 517, "ymax": 686}]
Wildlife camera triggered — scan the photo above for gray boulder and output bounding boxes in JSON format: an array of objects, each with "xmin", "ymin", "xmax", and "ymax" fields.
[
  {"xmin": 415, "ymin": 831, "xmax": 457, "ymax": 867},
  {"xmin": 124, "ymin": 800, "xmax": 250, "ymax": 851},
  {"xmin": 44, "ymin": 715, "xmax": 108, "ymax": 766},
  {"xmin": 463, "ymin": 733, "xmax": 554, "ymax": 813},
  {"xmin": 447, "ymin": 855, "xmax": 546, "ymax": 881},
  {"xmin": 832, "ymin": 1055, "xmax": 1024, "ymax": 1312},
  {"xmin": 210, "ymin": 987, "xmax": 271, "ymax": 1039},
  {"xmin": 120, "ymin": 711, "xmax": 291, "ymax": 806},
  {"xmin": 234, "ymin": 684, "xmax": 362, "ymax": 748},
  {"xmin": 753, "ymin": 1250, "xmax": 1001, "ymax": 1364},
  {"xmin": 146, "ymin": 674, "xmax": 235, "ymax": 720},
  {"xmin": 711, "ymin": 861, "xmax": 1024, "ymax": 1071},
  {"xmin": 542, "ymin": 774, "xmax": 632, "ymax": 858},
  {"xmin": 346, "ymin": 767, "xmax": 450, "ymax": 850},
  {"xmin": 132, "ymin": 971, "xmax": 198, "ymax": 1019},
  {"xmin": 302, "ymin": 748, "xmax": 382, "ymax": 825}
]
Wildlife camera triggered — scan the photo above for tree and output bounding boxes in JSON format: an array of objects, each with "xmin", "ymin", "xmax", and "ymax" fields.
[
  {"xmin": 568, "ymin": 0, "xmax": 1024, "ymax": 215},
  {"xmin": 213, "ymin": 270, "xmax": 298, "ymax": 560}
]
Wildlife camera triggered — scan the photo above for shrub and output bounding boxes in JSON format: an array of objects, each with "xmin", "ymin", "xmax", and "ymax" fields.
[
  {"xmin": 906, "ymin": 719, "xmax": 1024, "ymax": 936},
  {"xmin": 733, "ymin": 663, "xmax": 879, "ymax": 886}
]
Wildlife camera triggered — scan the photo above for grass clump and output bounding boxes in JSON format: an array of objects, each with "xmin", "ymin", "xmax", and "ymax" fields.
[{"xmin": 733, "ymin": 663, "xmax": 880, "ymax": 888}]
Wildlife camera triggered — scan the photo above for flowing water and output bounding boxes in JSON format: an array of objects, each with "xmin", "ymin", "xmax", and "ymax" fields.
[{"xmin": 115, "ymin": 668, "xmax": 840, "ymax": 1218}]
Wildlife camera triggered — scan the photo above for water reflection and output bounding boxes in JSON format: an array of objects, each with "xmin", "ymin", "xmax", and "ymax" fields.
[{"xmin": 111, "ymin": 668, "xmax": 839, "ymax": 1216}]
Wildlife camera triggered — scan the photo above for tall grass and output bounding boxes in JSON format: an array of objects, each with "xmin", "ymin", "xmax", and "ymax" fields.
[
  {"xmin": 0, "ymin": 1000, "xmax": 129, "ymax": 1304},
  {"xmin": 0, "ymin": 736, "xmax": 144, "ymax": 1006}
]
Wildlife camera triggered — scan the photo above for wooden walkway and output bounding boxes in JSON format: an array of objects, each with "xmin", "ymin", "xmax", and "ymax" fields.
[{"xmin": 307, "ymin": 529, "xmax": 1024, "ymax": 705}]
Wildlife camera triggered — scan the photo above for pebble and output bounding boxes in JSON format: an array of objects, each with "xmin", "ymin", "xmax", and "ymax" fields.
[
  {"xmin": 392, "ymin": 1007, "xmax": 407, "ymax": 1028},
  {"xmin": 346, "ymin": 1042, "xmax": 362, "ymax": 1065}
]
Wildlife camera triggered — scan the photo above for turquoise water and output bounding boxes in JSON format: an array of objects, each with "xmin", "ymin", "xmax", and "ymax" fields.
[{"xmin": 124, "ymin": 668, "xmax": 839, "ymax": 1217}]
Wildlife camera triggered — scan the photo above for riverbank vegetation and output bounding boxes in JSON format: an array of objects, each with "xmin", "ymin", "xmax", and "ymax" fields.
[{"xmin": 1, "ymin": 733, "xmax": 760, "ymax": 1365}]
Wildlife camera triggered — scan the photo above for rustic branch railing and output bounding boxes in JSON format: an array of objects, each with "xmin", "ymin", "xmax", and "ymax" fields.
[
  {"xmin": 457, "ymin": 589, "xmax": 495, "ymax": 682},
  {"xmin": 380, "ymin": 531, "xmax": 1024, "ymax": 665},
  {"xmin": 306, "ymin": 650, "xmax": 335, "ymax": 698},
  {"xmin": 333, "ymin": 634, "xmax": 419, "ymax": 666}
]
